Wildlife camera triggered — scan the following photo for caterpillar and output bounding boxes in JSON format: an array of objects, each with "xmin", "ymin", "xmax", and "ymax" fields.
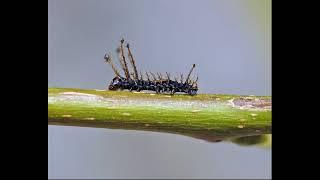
[{"xmin": 104, "ymin": 38, "xmax": 198, "ymax": 96}]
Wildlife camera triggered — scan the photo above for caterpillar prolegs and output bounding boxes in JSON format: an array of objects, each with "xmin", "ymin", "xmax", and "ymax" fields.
[{"xmin": 104, "ymin": 39, "xmax": 198, "ymax": 96}]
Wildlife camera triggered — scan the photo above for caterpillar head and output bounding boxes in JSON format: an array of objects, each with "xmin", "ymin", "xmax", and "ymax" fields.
[
  {"xmin": 108, "ymin": 77, "xmax": 123, "ymax": 90},
  {"xmin": 188, "ymin": 85, "xmax": 198, "ymax": 96}
]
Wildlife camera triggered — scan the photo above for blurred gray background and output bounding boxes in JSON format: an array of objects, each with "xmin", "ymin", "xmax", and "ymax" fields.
[
  {"xmin": 48, "ymin": 0, "xmax": 271, "ymax": 96},
  {"xmin": 48, "ymin": 0, "xmax": 271, "ymax": 178}
]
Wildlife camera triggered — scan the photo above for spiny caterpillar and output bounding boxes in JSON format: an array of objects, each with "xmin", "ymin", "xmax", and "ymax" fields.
[{"xmin": 104, "ymin": 38, "xmax": 198, "ymax": 96}]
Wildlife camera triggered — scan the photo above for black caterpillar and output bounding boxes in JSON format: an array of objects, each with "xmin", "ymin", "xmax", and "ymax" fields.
[{"xmin": 104, "ymin": 38, "xmax": 198, "ymax": 96}]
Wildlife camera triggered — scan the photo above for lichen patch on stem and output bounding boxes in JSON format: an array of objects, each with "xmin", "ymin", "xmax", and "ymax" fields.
[
  {"xmin": 62, "ymin": 115, "xmax": 72, "ymax": 117},
  {"xmin": 191, "ymin": 109, "xmax": 202, "ymax": 113},
  {"xmin": 54, "ymin": 92, "xmax": 104, "ymax": 103},
  {"xmin": 122, "ymin": 112, "xmax": 131, "ymax": 116},
  {"xmin": 229, "ymin": 97, "xmax": 271, "ymax": 111},
  {"xmin": 60, "ymin": 92, "xmax": 99, "ymax": 96}
]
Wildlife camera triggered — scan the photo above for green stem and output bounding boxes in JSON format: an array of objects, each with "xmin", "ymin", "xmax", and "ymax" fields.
[{"xmin": 48, "ymin": 88, "xmax": 271, "ymax": 142}]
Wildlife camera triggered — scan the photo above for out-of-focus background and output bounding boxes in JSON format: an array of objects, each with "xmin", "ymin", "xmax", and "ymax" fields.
[
  {"xmin": 48, "ymin": 0, "xmax": 271, "ymax": 96},
  {"xmin": 48, "ymin": 0, "xmax": 271, "ymax": 178}
]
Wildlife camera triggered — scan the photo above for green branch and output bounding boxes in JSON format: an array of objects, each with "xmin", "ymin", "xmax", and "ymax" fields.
[{"xmin": 48, "ymin": 88, "xmax": 271, "ymax": 142}]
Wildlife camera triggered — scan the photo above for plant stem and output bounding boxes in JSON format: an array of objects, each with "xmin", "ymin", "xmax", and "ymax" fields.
[{"xmin": 48, "ymin": 88, "xmax": 271, "ymax": 142}]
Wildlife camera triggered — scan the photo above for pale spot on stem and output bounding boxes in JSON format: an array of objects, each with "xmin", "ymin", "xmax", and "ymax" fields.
[
  {"xmin": 61, "ymin": 92, "xmax": 97, "ymax": 97},
  {"xmin": 192, "ymin": 110, "xmax": 202, "ymax": 113}
]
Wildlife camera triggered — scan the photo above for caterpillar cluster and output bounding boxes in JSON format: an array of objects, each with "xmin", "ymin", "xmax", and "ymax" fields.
[{"xmin": 104, "ymin": 38, "xmax": 198, "ymax": 96}]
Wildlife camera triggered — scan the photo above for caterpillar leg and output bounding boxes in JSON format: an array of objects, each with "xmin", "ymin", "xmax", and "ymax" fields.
[
  {"xmin": 170, "ymin": 88, "xmax": 176, "ymax": 95},
  {"xmin": 188, "ymin": 89, "xmax": 197, "ymax": 96},
  {"xmin": 155, "ymin": 86, "xmax": 160, "ymax": 94}
]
